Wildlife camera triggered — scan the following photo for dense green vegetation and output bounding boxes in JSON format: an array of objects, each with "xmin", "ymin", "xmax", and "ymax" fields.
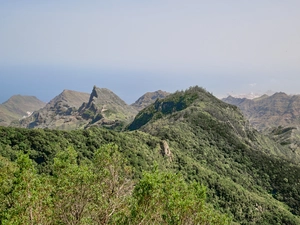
[
  {"xmin": 1, "ymin": 86, "xmax": 300, "ymax": 224},
  {"xmin": 0, "ymin": 143, "xmax": 229, "ymax": 224}
]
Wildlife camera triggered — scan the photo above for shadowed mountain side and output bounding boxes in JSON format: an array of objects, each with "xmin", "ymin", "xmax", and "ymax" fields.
[{"xmin": 128, "ymin": 86, "xmax": 298, "ymax": 162}]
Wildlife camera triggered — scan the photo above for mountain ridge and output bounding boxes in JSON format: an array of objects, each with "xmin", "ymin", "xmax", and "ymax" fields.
[
  {"xmin": 8, "ymin": 86, "xmax": 170, "ymax": 130},
  {"xmin": 1, "ymin": 86, "xmax": 300, "ymax": 223},
  {"xmin": 222, "ymin": 92, "xmax": 300, "ymax": 130},
  {"xmin": 126, "ymin": 86, "xmax": 300, "ymax": 223}
]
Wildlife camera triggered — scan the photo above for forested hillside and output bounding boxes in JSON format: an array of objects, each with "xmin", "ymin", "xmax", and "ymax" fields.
[
  {"xmin": 1, "ymin": 86, "xmax": 300, "ymax": 224},
  {"xmin": 0, "ymin": 128, "xmax": 230, "ymax": 224}
]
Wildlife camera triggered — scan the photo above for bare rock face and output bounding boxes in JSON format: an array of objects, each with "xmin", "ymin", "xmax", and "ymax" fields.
[{"xmin": 160, "ymin": 140, "xmax": 172, "ymax": 159}]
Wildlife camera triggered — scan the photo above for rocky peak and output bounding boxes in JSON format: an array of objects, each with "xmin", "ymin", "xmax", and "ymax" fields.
[
  {"xmin": 88, "ymin": 86, "xmax": 99, "ymax": 103},
  {"xmin": 77, "ymin": 86, "xmax": 138, "ymax": 129}
]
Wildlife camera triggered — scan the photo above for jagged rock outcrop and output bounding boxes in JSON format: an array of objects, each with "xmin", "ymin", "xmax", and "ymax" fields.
[
  {"xmin": 79, "ymin": 86, "xmax": 138, "ymax": 129},
  {"xmin": 160, "ymin": 140, "xmax": 172, "ymax": 159}
]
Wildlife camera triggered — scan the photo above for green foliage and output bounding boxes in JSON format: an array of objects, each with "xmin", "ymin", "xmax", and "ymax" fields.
[
  {"xmin": 0, "ymin": 153, "xmax": 53, "ymax": 224},
  {"xmin": 129, "ymin": 170, "xmax": 231, "ymax": 225},
  {"xmin": 0, "ymin": 144, "xmax": 230, "ymax": 224},
  {"xmin": 2, "ymin": 87, "xmax": 300, "ymax": 224},
  {"xmin": 127, "ymin": 86, "xmax": 300, "ymax": 224},
  {"xmin": 51, "ymin": 145, "xmax": 132, "ymax": 224},
  {"xmin": 82, "ymin": 109, "xmax": 96, "ymax": 119},
  {"xmin": 127, "ymin": 86, "xmax": 204, "ymax": 130}
]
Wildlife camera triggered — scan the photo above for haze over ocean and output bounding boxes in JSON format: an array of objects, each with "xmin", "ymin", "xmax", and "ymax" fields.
[{"xmin": 1, "ymin": 1, "xmax": 300, "ymax": 103}]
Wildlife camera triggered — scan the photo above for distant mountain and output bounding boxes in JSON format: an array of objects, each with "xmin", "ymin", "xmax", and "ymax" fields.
[
  {"xmin": 222, "ymin": 92, "xmax": 300, "ymax": 130},
  {"xmin": 225, "ymin": 90, "xmax": 275, "ymax": 100},
  {"xmin": 17, "ymin": 90, "xmax": 90, "ymax": 130},
  {"xmin": 131, "ymin": 90, "xmax": 170, "ymax": 111},
  {"xmin": 222, "ymin": 92, "xmax": 300, "ymax": 155},
  {"xmin": 0, "ymin": 95, "xmax": 45, "ymax": 126},
  {"xmin": 79, "ymin": 86, "xmax": 138, "ymax": 129},
  {"xmin": 17, "ymin": 86, "xmax": 138, "ymax": 130}
]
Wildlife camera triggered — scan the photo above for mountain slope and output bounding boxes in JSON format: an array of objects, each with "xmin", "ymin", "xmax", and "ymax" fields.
[
  {"xmin": 222, "ymin": 92, "xmax": 300, "ymax": 130},
  {"xmin": 223, "ymin": 93, "xmax": 300, "ymax": 157},
  {"xmin": 131, "ymin": 90, "xmax": 170, "ymax": 111},
  {"xmin": 2, "ymin": 86, "xmax": 300, "ymax": 223},
  {"xmin": 127, "ymin": 86, "xmax": 300, "ymax": 224},
  {"xmin": 0, "ymin": 95, "xmax": 45, "ymax": 126},
  {"xmin": 18, "ymin": 90, "xmax": 90, "ymax": 130}
]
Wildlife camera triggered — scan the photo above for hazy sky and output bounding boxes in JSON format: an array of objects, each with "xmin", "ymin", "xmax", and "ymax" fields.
[{"xmin": 1, "ymin": 1, "xmax": 300, "ymax": 103}]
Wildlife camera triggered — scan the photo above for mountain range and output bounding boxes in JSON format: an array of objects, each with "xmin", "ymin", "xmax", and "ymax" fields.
[
  {"xmin": 2, "ymin": 86, "xmax": 169, "ymax": 130},
  {"xmin": 1, "ymin": 86, "xmax": 300, "ymax": 224},
  {"xmin": 223, "ymin": 92, "xmax": 300, "ymax": 156},
  {"xmin": 222, "ymin": 92, "xmax": 300, "ymax": 131}
]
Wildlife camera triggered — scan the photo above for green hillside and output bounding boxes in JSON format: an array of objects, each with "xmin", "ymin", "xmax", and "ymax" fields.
[
  {"xmin": 127, "ymin": 86, "xmax": 300, "ymax": 223},
  {"xmin": 1, "ymin": 86, "xmax": 300, "ymax": 224}
]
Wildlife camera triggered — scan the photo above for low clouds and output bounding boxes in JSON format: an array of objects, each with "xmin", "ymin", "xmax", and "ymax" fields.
[{"xmin": 249, "ymin": 83, "xmax": 257, "ymax": 87}]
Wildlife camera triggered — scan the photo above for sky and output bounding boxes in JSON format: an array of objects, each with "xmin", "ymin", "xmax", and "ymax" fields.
[{"xmin": 1, "ymin": 0, "xmax": 300, "ymax": 104}]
